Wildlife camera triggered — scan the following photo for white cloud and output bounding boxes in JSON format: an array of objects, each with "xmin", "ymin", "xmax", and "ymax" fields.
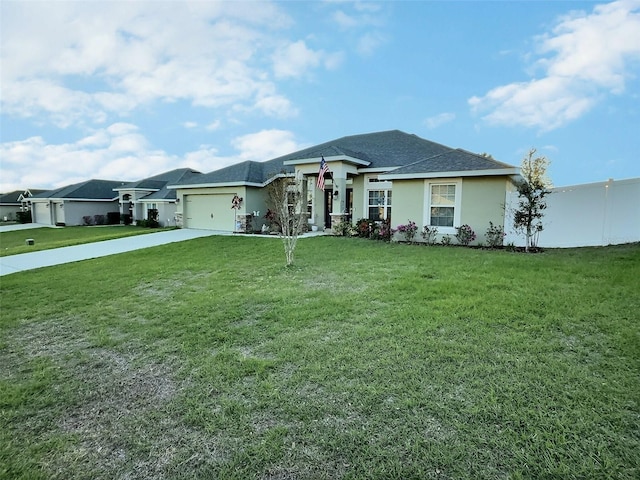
[
  {"xmin": 333, "ymin": 10, "xmax": 359, "ymax": 29},
  {"xmin": 356, "ymin": 31, "xmax": 387, "ymax": 57},
  {"xmin": 330, "ymin": 3, "xmax": 387, "ymax": 56},
  {"xmin": 0, "ymin": 1, "xmax": 300, "ymax": 127},
  {"xmin": 272, "ymin": 40, "xmax": 342, "ymax": 79},
  {"xmin": 469, "ymin": 0, "xmax": 640, "ymax": 131},
  {"xmin": 424, "ymin": 112, "xmax": 456, "ymax": 129},
  {"xmin": 205, "ymin": 120, "xmax": 222, "ymax": 131},
  {"xmin": 231, "ymin": 129, "xmax": 303, "ymax": 161},
  {"xmin": 0, "ymin": 125, "xmax": 304, "ymax": 192}
]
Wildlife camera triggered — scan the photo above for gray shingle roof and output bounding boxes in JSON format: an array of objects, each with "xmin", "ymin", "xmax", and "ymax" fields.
[
  {"xmin": 118, "ymin": 168, "xmax": 201, "ymax": 190},
  {"xmin": 173, "ymin": 130, "xmax": 516, "ymax": 187},
  {"xmin": 32, "ymin": 179, "xmax": 128, "ymax": 200},
  {"xmin": 274, "ymin": 130, "xmax": 453, "ymax": 168},
  {"xmin": 0, "ymin": 190, "xmax": 25, "ymax": 204},
  {"xmin": 119, "ymin": 168, "xmax": 202, "ymax": 200},
  {"xmin": 385, "ymin": 149, "xmax": 515, "ymax": 176},
  {"xmin": 0, "ymin": 189, "xmax": 47, "ymax": 204},
  {"xmin": 176, "ymin": 159, "xmax": 293, "ymax": 187}
]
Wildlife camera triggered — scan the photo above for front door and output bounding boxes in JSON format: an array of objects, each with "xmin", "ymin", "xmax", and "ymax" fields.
[
  {"xmin": 346, "ymin": 188, "xmax": 353, "ymax": 222},
  {"xmin": 324, "ymin": 189, "xmax": 333, "ymax": 228}
]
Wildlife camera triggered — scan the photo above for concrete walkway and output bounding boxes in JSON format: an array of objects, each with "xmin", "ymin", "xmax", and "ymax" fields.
[{"xmin": 0, "ymin": 228, "xmax": 224, "ymax": 276}]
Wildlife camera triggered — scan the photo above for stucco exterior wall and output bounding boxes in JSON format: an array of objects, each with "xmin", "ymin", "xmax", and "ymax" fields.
[
  {"xmin": 63, "ymin": 200, "xmax": 119, "ymax": 226},
  {"xmin": 390, "ymin": 176, "xmax": 509, "ymax": 245},
  {"xmin": 0, "ymin": 206, "xmax": 19, "ymax": 221},
  {"xmin": 350, "ymin": 176, "xmax": 366, "ymax": 222},
  {"xmin": 459, "ymin": 177, "xmax": 509, "ymax": 244},
  {"xmin": 141, "ymin": 202, "xmax": 178, "ymax": 227},
  {"xmin": 390, "ymin": 179, "xmax": 424, "ymax": 228}
]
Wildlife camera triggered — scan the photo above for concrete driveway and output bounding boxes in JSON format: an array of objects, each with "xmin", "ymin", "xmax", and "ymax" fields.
[
  {"xmin": 0, "ymin": 228, "xmax": 224, "ymax": 276},
  {"xmin": 0, "ymin": 223, "xmax": 60, "ymax": 232}
]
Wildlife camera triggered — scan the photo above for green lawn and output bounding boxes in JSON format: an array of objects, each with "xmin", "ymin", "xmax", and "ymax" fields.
[
  {"xmin": 1, "ymin": 237, "xmax": 638, "ymax": 479},
  {"xmin": 0, "ymin": 226, "xmax": 172, "ymax": 256}
]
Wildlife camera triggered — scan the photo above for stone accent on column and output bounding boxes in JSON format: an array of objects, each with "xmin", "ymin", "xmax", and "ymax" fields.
[
  {"xmin": 235, "ymin": 214, "xmax": 252, "ymax": 232},
  {"xmin": 330, "ymin": 213, "xmax": 345, "ymax": 232}
]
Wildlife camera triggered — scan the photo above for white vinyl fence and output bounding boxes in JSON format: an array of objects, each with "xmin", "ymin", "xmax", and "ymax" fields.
[{"xmin": 504, "ymin": 177, "xmax": 640, "ymax": 248}]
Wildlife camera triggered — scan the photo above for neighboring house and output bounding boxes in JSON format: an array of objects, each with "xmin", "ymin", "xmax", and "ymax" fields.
[
  {"xmin": 114, "ymin": 168, "xmax": 201, "ymax": 226},
  {"xmin": 170, "ymin": 130, "xmax": 519, "ymax": 244},
  {"xmin": 0, "ymin": 189, "xmax": 46, "ymax": 221},
  {"xmin": 31, "ymin": 179, "xmax": 128, "ymax": 226}
]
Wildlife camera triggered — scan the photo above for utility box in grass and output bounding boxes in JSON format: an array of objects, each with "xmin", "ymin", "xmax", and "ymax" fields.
[{"xmin": 25, "ymin": 239, "xmax": 35, "ymax": 245}]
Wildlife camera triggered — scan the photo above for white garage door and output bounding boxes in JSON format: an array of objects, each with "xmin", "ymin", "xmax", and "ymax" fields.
[
  {"xmin": 184, "ymin": 194, "xmax": 236, "ymax": 231},
  {"xmin": 33, "ymin": 203, "xmax": 51, "ymax": 225}
]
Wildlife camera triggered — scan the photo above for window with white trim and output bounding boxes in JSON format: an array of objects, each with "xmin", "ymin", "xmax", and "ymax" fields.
[
  {"xmin": 306, "ymin": 177, "xmax": 314, "ymax": 221},
  {"xmin": 366, "ymin": 175, "xmax": 392, "ymax": 221},
  {"xmin": 425, "ymin": 180, "xmax": 461, "ymax": 231}
]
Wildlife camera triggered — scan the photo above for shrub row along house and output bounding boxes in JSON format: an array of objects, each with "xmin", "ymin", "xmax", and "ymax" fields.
[{"xmin": 24, "ymin": 130, "xmax": 519, "ymax": 245}]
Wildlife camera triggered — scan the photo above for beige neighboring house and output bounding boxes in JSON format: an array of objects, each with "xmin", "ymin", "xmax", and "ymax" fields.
[
  {"xmin": 170, "ymin": 130, "xmax": 519, "ymax": 244},
  {"xmin": 30, "ymin": 179, "xmax": 128, "ymax": 226},
  {"xmin": 114, "ymin": 168, "xmax": 201, "ymax": 226},
  {"xmin": 0, "ymin": 189, "xmax": 46, "ymax": 221}
]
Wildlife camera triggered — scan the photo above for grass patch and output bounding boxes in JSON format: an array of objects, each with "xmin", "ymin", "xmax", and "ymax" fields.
[
  {"xmin": 0, "ymin": 226, "xmax": 173, "ymax": 256},
  {"xmin": 1, "ymin": 237, "xmax": 638, "ymax": 479}
]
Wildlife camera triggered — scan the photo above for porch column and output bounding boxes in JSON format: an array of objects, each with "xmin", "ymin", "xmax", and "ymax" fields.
[
  {"xmin": 331, "ymin": 163, "xmax": 348, "ymax": 218},
  {"xmin": 327, "ymin": 164, "xmax": 345, "ymax": 230}
]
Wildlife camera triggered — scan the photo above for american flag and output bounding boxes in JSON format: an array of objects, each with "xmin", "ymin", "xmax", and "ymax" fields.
[{"xmin": 316, "ymin": 157, "xmax": 329, "ymax": 191}]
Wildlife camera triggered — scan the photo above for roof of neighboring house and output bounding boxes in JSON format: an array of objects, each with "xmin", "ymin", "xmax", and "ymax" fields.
[
  {"xmin": 172, "ymin": 130, "xmax": 517, "ymax": 188},
  {"xmin": 31, "ymin": 179, "xmax": 129, "ymax": 201},
  {"xmin": 0, "ymin": 189, "xmax": 47, "ymax": 204},
  {"xmin": 117, "ymin": 168, "xmax": 202, "ymax": 200}
]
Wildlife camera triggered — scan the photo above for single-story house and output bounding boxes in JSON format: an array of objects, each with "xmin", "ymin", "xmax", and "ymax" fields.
[
  {"xmin": 170, "ymin": 130, "xmax": 519, "ymax": 244},
  {"xmin": 114, "ymin": 168, "xmax": 201, "ymax": 226},
  {"xmin": 30, "ymin": 179, "xmax": 128, "ymax": 226},
  {"xmin": 0, "ymin": 189, "xmax": 46, "ymax": 221}
]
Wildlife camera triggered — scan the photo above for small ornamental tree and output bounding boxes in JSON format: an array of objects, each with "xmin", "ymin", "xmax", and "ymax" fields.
[
  {"xmin": 513, "ymin": 148, "xmax": 552, "ymax": 252},
  {"xmin": 265, "ymin": 173, "xmax": 306, "ymax": 266}
]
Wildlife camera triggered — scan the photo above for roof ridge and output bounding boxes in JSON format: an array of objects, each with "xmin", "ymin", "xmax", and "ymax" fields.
[{"xmin": 454, "ymin": 148, "xmax": 514, "ymax": 168}]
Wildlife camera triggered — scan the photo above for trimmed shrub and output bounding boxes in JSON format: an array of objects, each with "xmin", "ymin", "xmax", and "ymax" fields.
[
  {"xmin": 421, "ymin": 225, "xmax": 438, "ymax": 245},
  {"xmin": 16, "ymin": 211, "xmax": 32, "ymax": 224},
  {"xmin": 455, "ymin": 224, "xmax": 476, "ymax": 246},
  {"xmin": 355, "ymin": 218, "xmax": 373, "ymax": 238},
  {"xmin": 107, "ymin": 212, "xmax": 120, "ymax": 225},
  {"xmin": 485, "ymin": 221, "xmax": 506, "ymax": 248},
  {"xmin": 395, "ymin": 220, "xmax": 417, "ymax": 243}
]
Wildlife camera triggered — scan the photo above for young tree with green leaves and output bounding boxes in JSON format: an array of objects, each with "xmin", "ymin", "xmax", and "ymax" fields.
[
  {"xmin": 513, "ymin": 148, "xmax": 552, "ymax": 252},
  {"xmin": 265, "ymin": 173, "xmax": 306, "ymax": 266}
]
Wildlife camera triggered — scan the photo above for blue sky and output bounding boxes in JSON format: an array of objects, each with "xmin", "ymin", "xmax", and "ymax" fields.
[{"xmin": 2, "ymin": 0, "xmax": 639, "ymax": 192}]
